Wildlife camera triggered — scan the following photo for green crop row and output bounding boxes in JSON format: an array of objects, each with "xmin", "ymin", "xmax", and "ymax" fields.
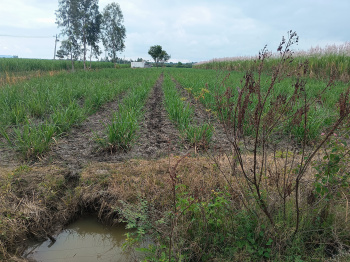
[
  {"xmin": 0, "ymin": 69, "xmax": 151, "ymax": 158},
  {"xmin": 162, "ymin": 73, "xmax": 213, "ymax": 148},
  {"xmin": 96, "ymin": 70, "xmax": 160, "ymax": 151},
  {"xmin": 1, "ymin": 66, "xmax": 346, "ymax": 158}
]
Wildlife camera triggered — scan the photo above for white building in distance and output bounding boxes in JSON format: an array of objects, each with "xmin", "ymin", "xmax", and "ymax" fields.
[{"xmin": 131, "ymin": 61, "xmax": 145, "ymax": 68}]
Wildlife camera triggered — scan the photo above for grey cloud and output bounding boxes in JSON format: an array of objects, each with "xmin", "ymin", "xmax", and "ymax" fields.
[{"xmin": 0, "ymin": 0, "xmax": 348, "ymax": 61}]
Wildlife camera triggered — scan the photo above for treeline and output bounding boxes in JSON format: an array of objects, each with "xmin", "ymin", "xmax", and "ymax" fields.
[{"xmin": 165, "ymin": 62, "xmax": 193, "ymax": 68}]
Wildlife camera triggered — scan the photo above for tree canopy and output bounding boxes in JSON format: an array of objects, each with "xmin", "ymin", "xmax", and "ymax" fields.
[
  {"xmin": 56, "ymin": 40, "xmax": 73, "ymax": 60},
  {"xmin": 148, "ymin": 45, "xmax": 171, "ymax": 67},
  {"xmin": 55, "ymin": 0, "xmax": 125, "ymax": 69},
  {"xmin": 55, "ymin": 0, "xmax": 80, "ymax": 70},
  {"xmin": 101, "ymin": 3, "xmax": 126, "ymax": 64}
]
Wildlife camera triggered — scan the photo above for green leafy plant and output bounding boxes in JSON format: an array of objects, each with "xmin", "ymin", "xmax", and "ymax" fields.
[{"xmin": 313, "ymin": 133, "xmax": 350, "ymax": 199}]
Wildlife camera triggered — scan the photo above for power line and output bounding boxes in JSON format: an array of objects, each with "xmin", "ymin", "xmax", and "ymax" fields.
[{"xmin": 0, "ymin": 34, "xmax": 54, "ymax": 38}]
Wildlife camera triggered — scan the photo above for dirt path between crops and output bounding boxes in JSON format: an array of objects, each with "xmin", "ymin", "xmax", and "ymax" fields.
[
  {"xmin": 0, "ymin": 139, "xmax": 19, "ymax": 171},
  {"xmin": 37, "ymin": 74, "xmax": 184, "ymax": 175},
  {"xmin": 127, "ymin": 73, "xmax": 183, "ymax": 158},
  {"xmin": 39, "ymin": 94, "xmax": 125, "ymax": 173}
]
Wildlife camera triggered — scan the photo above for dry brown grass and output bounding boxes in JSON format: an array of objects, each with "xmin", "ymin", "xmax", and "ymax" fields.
[
  {"xmin": 0, "ymin": 165, "xmax": 69, "ymax": 259},
  {"xmin": 1, "ymin": 152, "xmax": 349, "ymax": 260},
  {"xmin": 0, "ymin": 156, "xmax": 231, "ymax": 260},
  {"xmin": 0, "ymin": 70, "xmax": 60, "ymax": 87},
  {"xmin": 80, "ymin": 156, "xmax": 231, "ymax": 211}
]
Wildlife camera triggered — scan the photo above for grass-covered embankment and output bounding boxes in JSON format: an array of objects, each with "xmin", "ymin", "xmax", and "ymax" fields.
[
  {"xmin": 0, "ymin": 156, "xmax": 230, "ymax": 261},
  {"xmin": 2, "ymin": 153, "xmax": 349, "ymax": 261}
]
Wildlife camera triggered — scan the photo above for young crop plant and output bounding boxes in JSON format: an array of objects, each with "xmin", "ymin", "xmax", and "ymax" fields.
[
  {"xmin": 102, "ymin": 108, "xmax": 139, "ymax": 151},
  {"xmin": 184, "ymin": 123, "xmax": 213, "ymax": 150},
  {"xmin": 162, "ymin": 73, "xmax": 213, "ymax": 148},
  {"xmin": 0, "ymin": 69, "xmax": 146, "ymax": 159},
  {"xmin": 96, "ymin": 72, "xmax": 159, "ymax": 151},
  {"xmin": 3, "ymin": 119, "xmax": 57, "ymax": 158},
  {"xmin": 50, "ymin": 101, "xmax": 86, "ymax": 133}
]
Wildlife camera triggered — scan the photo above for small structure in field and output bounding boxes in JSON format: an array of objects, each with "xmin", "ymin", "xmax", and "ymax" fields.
[{"xmin": 131, "ymin": 61, "xmax": 145, "ymax": 68}]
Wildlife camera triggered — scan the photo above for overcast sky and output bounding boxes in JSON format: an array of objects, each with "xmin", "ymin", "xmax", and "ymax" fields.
[{"xmin": 0, "ymin": 0, "xmax": 349, "ymax": 63}]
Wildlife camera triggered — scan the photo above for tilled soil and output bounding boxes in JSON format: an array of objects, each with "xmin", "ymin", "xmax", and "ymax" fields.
[
  {"xmin": 128, "ymin": 73, "xmax": 183, "ymax": 158},
  {"xmin": 36, "ymin": 74, "xmax": 184, "ymax": 174},
  {"xmin": 0, "ymin": 73, "xmax": 231, "ymax": 176},
  {"xmin": 0, "ymin": 139, "xmax": 19, "ymax": 169}
]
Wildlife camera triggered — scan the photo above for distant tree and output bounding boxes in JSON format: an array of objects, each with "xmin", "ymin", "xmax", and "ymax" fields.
[
  {"xmin": 101, "ymin": 3, "xmax": 126, "ymax": 64},
  {"xmin": 160, "ymin": 50, "xmax": 171, "ymax": 66},
  {"xmin": 56, "ymin": 40, "xmax": 73, "ymax": 60},
  {"xmin": 148, "ymin": 45, "xmax": 171, "ymax": 67},
  {"xmin": 176, "ymin": 61, "xmax": 183, "ymax": 68},
  {"xmin": 87, "ymin": 5, "xmax": 102, "ymax": 68},
  {"xmin": 80, "ymin": 0, "xmax": 101, "ymax": 69},
  {"xmin": 56, "ymin": 0, "xmax": 81, "ymax": 71},
  {"xmin": 148, "ymin": 45, "xmax": 161, "ymax": 67},
  {"xmin": 56, "ymin": 0, "xmax": 102, "ymax": 70}
]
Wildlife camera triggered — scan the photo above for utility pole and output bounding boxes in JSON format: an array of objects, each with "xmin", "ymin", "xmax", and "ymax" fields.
[{"xmin": 53, "ymin": 34, "xmax": 59, "ymax": 60}]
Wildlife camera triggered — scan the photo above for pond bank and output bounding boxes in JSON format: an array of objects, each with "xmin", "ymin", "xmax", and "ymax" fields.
[{"xmin": 0, "ymin": 156, "xmax": 225, "ymax": 261}]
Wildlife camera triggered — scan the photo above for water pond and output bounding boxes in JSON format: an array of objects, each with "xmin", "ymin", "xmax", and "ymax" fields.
[{"xmin": 23, "ymin": 215, "xmax": 138, "ymax": 262}]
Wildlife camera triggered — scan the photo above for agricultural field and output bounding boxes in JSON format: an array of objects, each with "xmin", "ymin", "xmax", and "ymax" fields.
[
  {"xmin": 0, "ymin": 58, "xmax": 118, "ymax": 72},
  {"xmin": 0, "ymin": 58, "xmax": 128, "ymax": 87},
  {"xmin": 1, "ymin": 51, "xmax": 350, "ymax": 261}
]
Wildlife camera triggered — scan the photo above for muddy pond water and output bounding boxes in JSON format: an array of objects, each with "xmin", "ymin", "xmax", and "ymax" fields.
[{"xmin": 23, "ymin": 215, "xmax": 140, "ymax": 262}]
